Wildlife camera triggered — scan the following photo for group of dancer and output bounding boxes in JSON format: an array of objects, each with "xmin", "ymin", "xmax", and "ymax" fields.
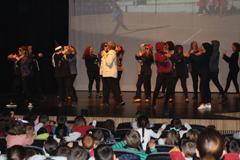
[
  {"xmin": 197, "ymin": 0, "xmax": 228, "ymax": 17},
  {"xmin": 6, "ymin": 40, "xmax": 240, "ymax": 109}
]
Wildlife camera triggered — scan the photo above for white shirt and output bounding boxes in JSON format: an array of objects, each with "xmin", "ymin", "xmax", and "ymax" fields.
[
  {"xmin": 53, "ymin": 132, "xmax": 81, "ymax": 143},
  {"xmin": 100, "ymin": 50, "xmax": 117, "ymax": 78}
]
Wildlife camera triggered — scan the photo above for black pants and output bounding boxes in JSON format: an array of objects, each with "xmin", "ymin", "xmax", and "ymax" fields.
[
  {"xmin": 111, "ymin": 20, "xmax": 128, "ymax": 35},
  {"xmin": 224, "ymin": 69, "xmax": 240, "ymax": 94},
  {"xmin": 56, "ymin": 76, "xmax": 77, "ymax": 102},
  {"xmin": 117, "ymin": 71, "xmax": 123, "ymax": 94},
  {"xmin": 30, "ymin": 71, "xmax": 44, "ymax": 96},
  {"xmin": 153, "ymin": 73, "xmax": 172, "ymax": 106},
  {"xmin": 191, "ymin": 70, "xmax": 199, "ymax": 95},
  {"xmin": 102, "ymin": 77, "xmax": 123, "ymax": 104},
  {"xmin": 136, "ymin": 74, "xmax": 151, "ymax": 99},
  {"xmin": 71, "ymin": 74, "xmax": 78, "ymax": 99},
  {"xmin": 12, "ymin": 75, "xmax": 32, "ymax": 103},
  {"xmin": 210, "ymin": 72, "xmax": 225, "ymax": 96},
  {"xmin": 198, "ymin": 6, "xmax": 209, "ymax": 14},
  {"xmin": 170, "ymin": 75, "xmax": 188, "ymax": 99},
  {"xmin": 199, "ymin": 72, "xmax": 211, "ymax": 104},
  {"xmin": 87, "ymin": 71, "xmax": 100, "ymax": 94}
]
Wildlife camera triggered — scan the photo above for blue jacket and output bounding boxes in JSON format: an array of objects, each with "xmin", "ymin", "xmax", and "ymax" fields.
[{"xmin": 69, "ymin": 56, "xmax": 77, "ymax": 74}]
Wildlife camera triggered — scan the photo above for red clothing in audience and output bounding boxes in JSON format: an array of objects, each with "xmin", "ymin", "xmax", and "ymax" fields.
[
  {"xmin": 6, "ymin": 134, "xmax": 34, "ymax": 148},
  {"xmin": 71, "ymin": 125, "xmax": 94, "ymax": 136},
  {"xmin": 43, "ymin": 125, "xmax": 52, "ymax": 134},
  {"xmin": 90, "ymin": 150, "xmax": 95, "ymax": 157},
  {"xmin": 223, "ymin": 153, "xmax": 239, "ymax": 160},
  {"xmin": 170, "ymin": 151, "xmax": 185, "ymax": 160}
]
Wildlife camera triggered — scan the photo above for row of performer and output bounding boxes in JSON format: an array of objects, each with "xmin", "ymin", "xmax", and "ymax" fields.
[{"xmin": 6, "ymin": 40, "xmax": 240, "ymax": 109}]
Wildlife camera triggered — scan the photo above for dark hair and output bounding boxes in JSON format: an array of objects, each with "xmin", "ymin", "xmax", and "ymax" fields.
[
  {"xmin": 0, "ymin": 111, "xmax": 12, "ymax": 133},
  {"xmin": 69, "ymin": 45, "xmax": 77, "ymax": 55},
  {"xmin": 67, "ymin": 146, "xmax": 88, "ymax": 160},
  {"xmin": 186, "ymin": 129, "xmax": 200, "ymax": 142},
  {"xmin": 135, "ymin": 111, "xmax": 144, "ymax": 119},
  {"xmin": 8, "ymin": 120, "xmax": 26, "ymax": 135},
  {"xmin": 170, "ymin": 118, "xmax": 182, "ymax": 129},
  {"xmin": 7, "ymin": 145, "xmax": 26, "ymax": 160},
  {"xmin": 95, "ymin": 145, "xmax": 114, "ymax": 160},
  {"xmin": 181, "ymin": 140, "xmax": 197, "ymax": 158},
  {"xmin": 165, "ymin": 130, "xmax": 180, "ymax": 146},
  {"xmin": 227, "ymin": 140, "xmax": 240, "ymax": 154},
  {"xmin": 56, "ymin": 115, "xmax": 67, "ymax": 125},
  {"xmin": 137, "ymin": 115, "xmax": 149, "ymax": 143},
  {"xmin": 196, "ymin": 129, "xmax": 225, "ymax": 160},
  {"xmin": 44, "ymin": 139, "xmax": 58, "ymax": 154},
  {"xmin": 23, "ymin": 111, "xmax": 37, "ymax": 124},
  {"xmin": 166, "ymin": 41, "xmax": 174, "ymax": 50},
  {"xmin": 39, "ymin": 114, "xmax": 49, "ymax": 124},
  {"xmin": 125, "ymin": 129, "xmax": 141, "ymax": 148},
  {"xmin": 232, "ymin": 42, "xmax": 240, "ymax": 52},
  {"xmin": 103, "ymin": 119, "xmax": 115, "ymax": 132},
  {"xmin": 55, "ymin": 124, "xmax": 68, "ymax": 146},
  {"xmin": 179, "ymin": 137, "xmax": 190, "ymax": 151},
  {"xmin": 75, "ymin": 116, "xmax": 85, "ymax": 126},
  {"xmin": 93, "ymin": 129, "xmax": 104, "ymax": 142},
  {"xmin": 25, "ymin": 149, "xmax": 36, "ymax": 160},
  {"xmin": 117, "ymin": 45, "xmax": 125, "ymax": 55},
  {"xmin": 82, "ymin": 133, "xmax": 95, "ymax": 150},
  {"xmin": 55, "ymin": 146, "xmax": 71, "ymax": 157}
]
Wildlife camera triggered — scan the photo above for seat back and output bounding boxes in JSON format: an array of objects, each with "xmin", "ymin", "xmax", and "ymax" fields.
[
  {"xmin": 89, "ymin": 121, "xmax": 105, "ymax": 128},
  {"xmin": 31, "ymin": 139, "xmax": 48, "ymax": 148},
  {"xmin": 0, "ymin": 137, "xmax": 6, "ymax": 154},
  {"xmin": 37, "ymin": 127, "xmax": 48, "ymax": 135},
  {"xmin": 146, "ymin": 152, "xmax": 171, "ymax": 160},
  {"xmin": 114, "ymin": 129, "xmax": 130, "ymax": 140},
  {"xmin": 6, "ymin": 145, "xmax": 45, "ymax": 155},
  {"xmin": 113, "ymin": 149, "xmax": 139, "ymax": 158},
  {"xmin": 117, "ymin": 122, "xmax": 132, "ymax": 130}
]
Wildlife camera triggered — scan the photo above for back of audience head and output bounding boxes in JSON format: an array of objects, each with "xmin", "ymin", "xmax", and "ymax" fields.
[
  {"xmin": 186, "ymin": 129, "xmax": 200, "ymax": 142},
  {"xmin": 8, "ymin": 120, "xmax": 26, "ymax": 135},
  {"xmin": 95, "ymin": 145, "xmax": 116, "ymax": 160},
  {"xmin": 57, "ymin": 115, "xmax": 67, "ymax": 125},
  {"xmin": 25, "ymin": 123, "xmax": 35, "ymax": 138},
  {"xmin": 67, "ymin": 146, "xmax": 88, "ymax": 160},
  {"xmin": 56, "ymin": 145, "xmax": 71, "ymax": 157},
  {"xmin": 135, "ymin": 111, "xmax": 144, "ymax": 121},
  {"xmin": 196, "ymin": 129, "xmax": 225, "ymax": 160},
  {"xmin": 44, "ymin": 139, "xmax": 58, "ymax": 154},
  {"xmin": 165, "ymin": 130, "xmax": 180, "ymax": 146},
  {"xmin": 0, "ymin": 111, "xmax": 12, "ymax": 133},
  {"xmin": 26, "ymin": 149, "xmax": 36, "ymax": 160},
  {"xmin": 7, "ymin": 145, "xmax": 26, "ymax": 160},
  {"xmin": 137, "ymin": 115, "xmax": 149, "ymax": 143},
  {"xmin": 170, "ymin": 118, "xmax": 182, "ymax": 130},
  {"xmin": 55, "ymin": 124, "xmax": 68, "ymax": 145},
  {"xmin": 181, "ymin": 140, "xmax": 197, "ymax": 158},
  {"xmin": 179, "ymin": 137, "xmax": 190, "ymax": 151},
  {"xmin": 75, "ymin": 116, "xmax": 85, "ymax": 126},
  {"xmin": 227, "ymin": 140, "xmax": 240, "ymax": 154},
  {"xmin": 82, "ymin": 133, "xmax": 95, "ymax": 150},
  {"xmin": 39, "ymin": 114, "xmax": 49, "ymax": 125},
  {"xmin": 23, "ymin": 111, "xmax": 37, "ymax": 125},
  {"xmin": 125, "ymin": 129, "xmax": 141, "ymax": 148},
  {"xmin": 93, "ymin": 129, "xmax": 104, "ymax": 144},
  {"xmin": 103, "ymin": 119, "xmax": 115, "ymax": 132},
  {"xmin": 206, "ymin": 125, "xmax": 216, "ymax": 130}
]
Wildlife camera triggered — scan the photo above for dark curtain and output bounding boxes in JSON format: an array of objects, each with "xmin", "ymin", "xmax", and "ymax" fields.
[{"xmin": 0, "ymin": 0, "xmax": 69, "ymax": 94}]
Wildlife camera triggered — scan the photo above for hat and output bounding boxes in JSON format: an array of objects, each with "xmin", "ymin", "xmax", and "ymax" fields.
[
  {"xmin": 54, "ymin": 40, "xmax": 62, "ymax": 51},
  {"xmin": 147, "ymin": 44, "xmax": 153, "ymax": 53}
]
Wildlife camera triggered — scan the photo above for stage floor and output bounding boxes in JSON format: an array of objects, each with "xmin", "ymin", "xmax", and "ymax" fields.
[{"xmin": 0, "ymin": 91, "xmax": 240, "ymax": 120}]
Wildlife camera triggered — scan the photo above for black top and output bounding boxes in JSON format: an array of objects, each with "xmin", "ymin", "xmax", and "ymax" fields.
[
  {"xmin": 54, "ymin": 53, "xmax": 71, "ymax": 78},
  {"xmin": 223, "ymin": 52, "xmax": 239, "ymax": 71},
  {"xmin": 85, "ymin": 54, "xmax": 99, "ymax": 72},
  {"xmin": 173, "ymin": 53, "xmax": 188, "ymax": 77},
  {"xmin": 136, "ymin": 53, "xmax": 153, "ymax": 75},
  {"xmin": 190, "ymin": 52, "xmax": 210, "ymax": 74},
  {"xmin": 187, "ymin": 50, "xmax": 199, "ymax": 72}
]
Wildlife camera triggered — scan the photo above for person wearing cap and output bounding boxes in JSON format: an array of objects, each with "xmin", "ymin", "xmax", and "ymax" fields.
[
  {"xmin": 135, "ymin": 44, "xmax": 154, "ymax": 102},
  {"xmin": 99, "ymin": 41, "xmax": 125, "ymax": 107}
]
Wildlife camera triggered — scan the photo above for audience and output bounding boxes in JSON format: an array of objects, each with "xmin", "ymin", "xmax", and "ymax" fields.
[
  {"xmin": 82, "ymin": 133, "xmax": 95, "ymax": 157},
  {"xmin": 186, "ymin": 129, "xmax": 200, "ymax": 142},
  {"xmin": 170, "ymin": 118, "xmax": 192, "ymax": 138},
  {"xmin": 52, "ymin": 115, "xmax": 71, "ymax": 135},
  {"xmin": 103, "ymin": 119, "xmax": 115, "ymax": 138},
  {"xmin": 6, "ymin": 145, "xmax": 26, "ymax": 160},
  {"xmin": 43, "ymin": 139, "xmax": 58, "ymax": 156},
  {"xmin": 67, "ymin": 146, "xmax": 88, "ymax": 160},
  {"xmin": 71, "ymin": 116, "xmax": 96, "ymax": 136}
]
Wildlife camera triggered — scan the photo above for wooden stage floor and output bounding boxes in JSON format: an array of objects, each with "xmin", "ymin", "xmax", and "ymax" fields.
[{"xmin": 0, "ymin": 91, "xmax": 240, "ymax": 120}]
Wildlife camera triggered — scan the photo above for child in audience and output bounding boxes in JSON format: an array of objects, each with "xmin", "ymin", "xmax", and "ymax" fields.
[
  {"xmin": 26, "ymin": 123, "xmax": 49, "ymax": 139},
  {"xmin": 170, "ymin": 118, "xmax": 191, "ymax": 138},
  {"xmin": 112, "ymin": 129, "xmax": 157, "ymax": 160},
  {"xmin": 103, "ymin": 119, "xmax": 115, "ymax": 138},
  {"xmin": 0, "ymin": 111, "xmax": 15, "ymax": 137},
  {"xmin": 186, "ymin": 129, "xmax": 199, "ymax": 142},
  {"xmin": 136, "ymin": 115, "xmax": 167, "ymax": 150},
  {"xmin": 71, "ymin": 116, "xmax": 96, "ymax": 136},
  {"xmin": 55, "ymin": 145, "xmax": 71, "ymax": 158},
  {"xmin": 95, "ymin": 145, "xmax": 118, "ymax": 160},
  {"xmin": 43, "ymin": 139, "xmax": 58, "ymax": 156},
  {"xmin": 52, "ymin": 115, "xmax": 71, "ymax": 135},
  {"xmin": 6, "ymin": 145, "xmax": 26, "ymax": 160},
  {"xmin": 26, "ymin": 149, "xmax": 37, "ymax": 160},
  {"xmin": 82, "ymin": 133, "xmax": 95, "ymax": 157},
  {"xmin": 165, "ymin": 130, "xmax": 180, "ymax": 146},
  {"xmin": 34, "ymin": 114, "xmax": 51, "ymax": 135},
  {"xmin": 131, "ymin": 111, "xmax": 154, "ymax": 129},
  {"xmin": 54, "ymin": 124, "xmax": 81, "ymax": 145},
  {"xmin": 23, "ymin": 111, "xmax": 38, "ymax": 125},
  {"xmin": 94, "ymin": 129, "xmax": 116, "ymax": 145},
  {"xmin": 6, "ymin": 120, "xmax": 34, "ymax": 148},
  {"xmin": 67, "ymin": 146, "xmax": 88, "ymax": 160},
  {"xmin": 226, "ymin": 140, "xmax": 240, "ymax": 156}
]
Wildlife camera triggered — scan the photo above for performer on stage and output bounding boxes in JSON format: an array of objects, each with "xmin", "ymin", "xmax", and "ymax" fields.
[
  {"xmin": 185, "ymin": 43, "xmax": 212, "ymax": 110},
  {"xmin": 82, "ymin": 46, "xmax": 101, "ymax": 98},
  {"xmin": 187, "ymin": 41, "xmax": 201, "ymax": 99},
  {"xmin": 152, "ymin": 42, "xmax": 175, "ymax": 108},
  {"xmin": 98, "ymin": 42, "xmax": 108, "ymax": 67},
  {"xmin": 209, "ymin": 40, "xmax": 227, "ymax": 104},
  {"xmin": 223, "ymin": 42, "xmax": 240, "ymax": 99},
  {"xmin": 116, "ymin": 45, "xmax": 125, "ymax": 97},
  {"xmin": 6, "ymin": 46, "xmax": 33, "ymax": 108},
  {"xmin": 135, "ymin": 44, "xmax": 154, "ymax": 103},
  {"xmin": 53, "ymin": 41, "xmax": 77, "ymax": 107},
  {"xmin": 169, "ymin": 45, "xmax": 189, "ymax": 102},
  {"xmin": 100, "ymin": 41, "xmax": 125, "ymax": 107},
  {"xmin": 27, "ymin": 45, "xmax": 46, "ymax": 99}
]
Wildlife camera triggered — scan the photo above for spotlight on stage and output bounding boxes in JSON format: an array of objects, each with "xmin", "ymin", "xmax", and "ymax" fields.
[{"xmin": 81, "ymin": 109, "xmax": 88, "ymax": 117}]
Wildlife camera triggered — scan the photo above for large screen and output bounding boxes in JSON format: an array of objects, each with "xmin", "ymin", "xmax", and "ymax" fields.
[{"xmin": 69, "ymin": 0, "xmax": 240, "ymax": 92}]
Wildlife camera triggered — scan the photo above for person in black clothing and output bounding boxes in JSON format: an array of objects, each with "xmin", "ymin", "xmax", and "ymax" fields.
[
  {"xmin": 187, "ymin": 41, "xmax": 201, "ymax": 99},
  {"xmin": 169, "ymin": 45, "xmax": 189, "ymax": 102},
  {"xmin": 116, "ymin": 45, "xmax": 124, "ymax": 97},
  {"xmin": 185, "ymin": 43, "xmax": 212, "ymax": 110},
  {"xmin": 135, "ymin": 44, "xmax": 154, "ymax": 103},
  {"xmin": 27, "ymin": 45, "xmax": 46, "ymax": 99},
  {"xmin": 82, "ymin": 46, "xmax": 101, "ymax": 98},
  {"xmin": 111, "ymin": 6, "xmax": 128, "ymax": 35},
  {"xmin": 223, "ymin": 42, "xmax": 240, "ymax": 99},
  {"xmin": 209, "ymin": 40, "xmax": 227, "ymax": 104},
  {"xmin": 53, "ymin": 42, "xmax": 77, "ymax": 107}
]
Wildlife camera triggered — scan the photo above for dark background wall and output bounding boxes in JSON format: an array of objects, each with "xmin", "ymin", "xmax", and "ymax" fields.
[{"xmin": 0, "ymin": 0, "xmax": 69, "ymax": 95}]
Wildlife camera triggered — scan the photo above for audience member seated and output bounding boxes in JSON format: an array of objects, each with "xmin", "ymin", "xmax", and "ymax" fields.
[
  {"xmin": 7, "ymin": 145, "xmax": 26, "ymax": 160},
  {"xmin": 67, "ymin": 146, "xmax": 88, "ymax": 160},
  {"xmin": 95, "ymin": 145, "xmax": 116, "ymax": 160},
  {"xmin": 6, "ymin": 120, "xmax": 33, "ymax": 148},
  {"xmin": 103, "ymin": 119, "xmax": 115, "ymax": 138},
  {"xmin": 0, "ymin": 111, "xmax": 15, "ymax": 137},
  {"xmin": 111, "ymin": 129, "xmax": 157, "ymax": 160},
  {"xmin": 186, "ymin": 129, "xmax": 200, "ymax": 142},
  {"xmin": 158, "ymin": 130, "xmax": 180, "ymax": 146},
  {"xmin": 52, "ymin": 115, "xmax": 71, "ymax": 135},
  {"xmin": 93, "ymin": 129, "xmax": 116, "ymax": 145},
  {"xmin": 226, "ymin": 139, "xmax": 240, "ymax": 158},
  {"xmin": 71, "ymin": 116, "xmax": 96, "ymax": 136},
  {"xmin": 82, "ymin": 133, "xmax": 95, "ymax": 157},
  {"xmin": 43, "ymin": 139, "xmax": 58, "ymax": 156},
  {"xmin": 26, "ymin": 149, "xmax": 37, "ymax": 160},
  {"xmin": 26, "ymin": 123, "xmax": 49, "ymax": 139},
  {"xmin": 131, "ymin": 111, "xmax": 154, "ymax": 129},
  {"xmin": 170, "ymin": 118, "xmax": 191, "ymax": 138},
  {"xmin": 23, "ymin": 111, "xmax": 38, "ymax": 125},
  {"xmin": 53, "ymin": 124, "xmax": 81, "ymax": 145}
]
